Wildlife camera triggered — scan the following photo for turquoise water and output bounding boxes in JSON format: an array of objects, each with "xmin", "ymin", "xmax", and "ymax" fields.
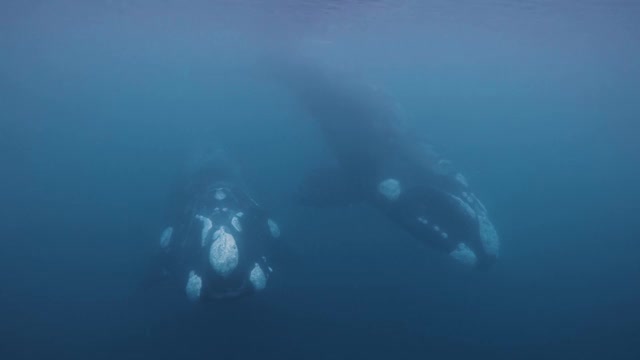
[{"xmin": 1, "ymin": 1, "xmax": 639, "ymax": 359}]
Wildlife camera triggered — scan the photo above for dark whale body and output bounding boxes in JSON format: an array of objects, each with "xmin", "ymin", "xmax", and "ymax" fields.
[{"xmin": 274, "ymin": 60, "xmax": 500, "ymax": 269}]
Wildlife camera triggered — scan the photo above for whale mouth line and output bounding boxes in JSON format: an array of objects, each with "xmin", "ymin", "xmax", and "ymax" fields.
[
  {"xmin": 409, "ymin": 185, "xmax": 499, "ymax": 267},
  {"xmin": 374, "ymin": 174, "xmax": 499, "ymax": 267},
  {"xmin": 416, "ymin": 216, "xmax": 449, "ymax": 240},
  {"xmin": 414, "ymin": 206, "xmax": 478, "ymax": 266}
]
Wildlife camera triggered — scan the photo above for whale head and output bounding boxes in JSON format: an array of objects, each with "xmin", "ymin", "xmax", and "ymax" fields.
[{"xmin": 376, "ymin": 170, "xmax": 499, "ymax": 269}]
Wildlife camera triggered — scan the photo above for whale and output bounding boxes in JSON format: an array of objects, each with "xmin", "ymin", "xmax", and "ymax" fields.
[{"xmin": 272, "ymin": 60, "xmax": 500, "ymax": 269}]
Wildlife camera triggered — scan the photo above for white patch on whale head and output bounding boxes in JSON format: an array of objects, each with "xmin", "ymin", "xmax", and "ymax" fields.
[
  {"xmin": 449, "ymin": 194, "xmax": 477, "ymax": 221},
  {"xmin": 455, "ymin": 173, "xmax": 469, "ymax": 188},
  {"xmin": 249, "ymin": 263, "xmax": 267, "ymax": 291},
  {"xmin": 231, "ymin": 216, "xmax": 242, "ymax": 232},
  {"xmin": 209, "ymin": 228, "xmax": 239, "ymax": 277},
  {"xmin": 214, "ymin": 189, "xmax": 226, "ymax": 200},
  {"xmin": 195, "ymin": 215, "xmax": 213, "ymax": 246},
  {"xmin": 470, "ymin": 193, "xmax": 488, "ymax": 213},
  {"xmin": 378, "ymin": 178, "xmax": 402, "ymax": 201},
  {"xmin": 449, "ymin": 243, "xmax": 478, "ymax": 267},
  {"xmin": 185, "ymin": 271, "xmax": 202, "ymax": 302},
  {"xmin": 478, "ymin": 212, "xmax": 500, "ymax": 258},
  {"xmin": 159, "ymin": 226, "xmax": 173, "ymax": 249},
  {"xmin": 467, "ymin": 193, "xmax": 499, "ymax": 258},
  {"xmin": 267, "ymin": 219, "xmax": 280, "ymax": 238}
]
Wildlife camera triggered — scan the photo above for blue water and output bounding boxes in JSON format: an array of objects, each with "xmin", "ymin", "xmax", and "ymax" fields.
[{"xmin": 1, "ymin": 1, "xmax": 639, "ymax": 359}]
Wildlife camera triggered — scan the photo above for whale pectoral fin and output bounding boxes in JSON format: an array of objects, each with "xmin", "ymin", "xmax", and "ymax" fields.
[{"xmin": 296, "ymin": 167, "xmax": 363, "ymax": 207}]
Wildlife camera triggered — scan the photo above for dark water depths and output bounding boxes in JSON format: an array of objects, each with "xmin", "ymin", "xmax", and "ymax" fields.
[{"xmin": 1, "ymin": 1, "xmax": 639, "ymax": 359}]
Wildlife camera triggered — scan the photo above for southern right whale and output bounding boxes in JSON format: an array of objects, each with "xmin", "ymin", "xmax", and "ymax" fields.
[{"xmin": 272, "ymin": 60, "xmax": 500, "ymax": 269}]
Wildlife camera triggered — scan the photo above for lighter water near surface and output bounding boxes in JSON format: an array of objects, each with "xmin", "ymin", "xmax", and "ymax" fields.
[{"xmin": 1, "ymin": 1, "xmax": 639, "ymax": 359}]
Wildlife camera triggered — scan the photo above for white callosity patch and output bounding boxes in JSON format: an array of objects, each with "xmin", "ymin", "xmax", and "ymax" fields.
[
  {"xmin": 267, "ymin": 219, "xmax": 280, "ymax": 238},
  {"xmin": 159, "ymin": 226, "xmax": 173, "ymax": 249},
  {"xmin": 249, "ymin": 263, "xmax": 267, "ymax": 291},
  {"xmin": 455, "ymin": 173, "xmax": 469, "ymax": 188},
  {"xmin": 215, "ymin": 189, "xmax": 226, "ymax": 201},
  {"xmin": 453, "ymin": 191, "xmax": 500, "ymax": 258},
  {"xmin": 236, "ymin": 212, "xmax": 244, "ymax": 218},
  {"xmin": 231, "ymin": 216, "xmax": 242, "ymax": 232},
  {"xmin": 432, "ymin": 225, "xmax": 448, "ymax": 239},
  {"xmin": 195, "ymin": 215, "xmax": 213, "ymax": 246},
  {"xmin": 212, "ymin": 228, "xmax": 223, "ymax": 241},
  {"xmin": 461, "ymin": 192, "xmax": 475, "ymax": 204},
  {"xmin": 417, "ymin": 216, "xmax": 429, "ymax": 225},
  {"xmin": 209, "ymin": 227, "xmax": 239, "ymax": 277},
  {"xmin": 186, "ymin": 271, "xmax": 202, "ymax": 302},
  {"xmin": 467, "ymin": 193, "xmax": 499, "ymax": 258},
  {"xmin": 478, "ymin": 212, "xmax": 500, "ymax": 258},
  {"xmin": 449, "ymin": 194, "xmax": 477, "ymax": 221},
  {"xmin": 450, "ymin": 243, "xmax": 478, "ymax": 267},
  {"xmin": 471, "ymin": 193, "xmax": 488, "ymax": 214},
  {"xmin": 378, "ymin": 178, "xmax": 402, "ymax": 201}
]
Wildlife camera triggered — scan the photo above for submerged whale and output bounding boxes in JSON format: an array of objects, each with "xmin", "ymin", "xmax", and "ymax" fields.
[{"xmin": 273, "ymin": 60, "xmax": 500, "ymax": 269}]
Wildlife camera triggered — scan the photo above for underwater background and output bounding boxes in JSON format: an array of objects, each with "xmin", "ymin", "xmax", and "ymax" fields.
[{"xmin": 1, "ymin": 1, "xmax": 639, "ymax": 359}]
